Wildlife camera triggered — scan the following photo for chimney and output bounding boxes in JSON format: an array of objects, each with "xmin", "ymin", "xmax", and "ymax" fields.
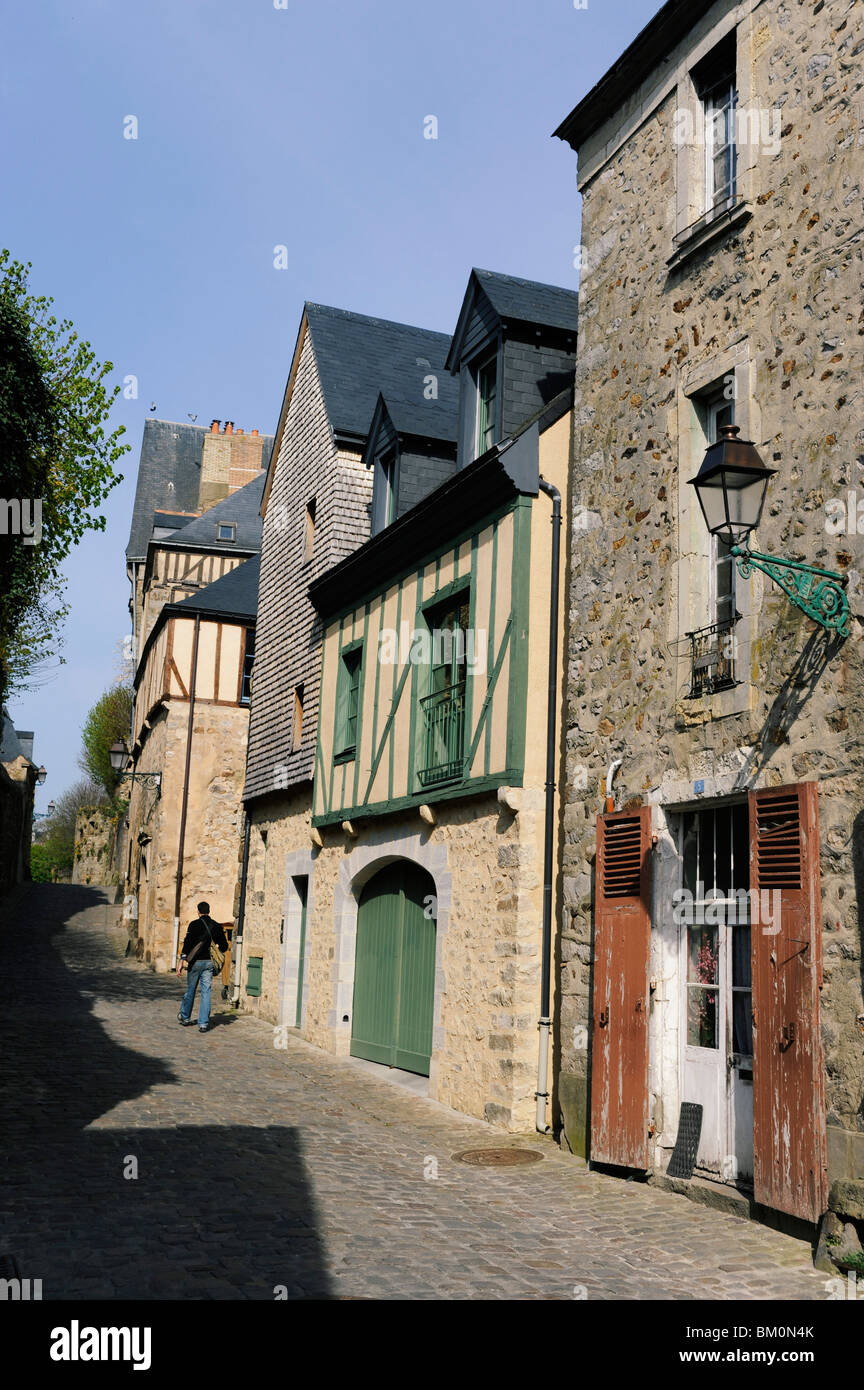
[
  {"xmin": 210, "ymin": 419, "xmax": 220, "ymax": 434},
  {"xmin": 251, "ymin": 428, "xmax": 259, "ymax": 437},
  {"xmin": 224, "ymin": 421, "xmax": 234, "ymax": 435},
  {"xmin": 236, "ymin": 427, "xmax": 244, "ymax": 435}
]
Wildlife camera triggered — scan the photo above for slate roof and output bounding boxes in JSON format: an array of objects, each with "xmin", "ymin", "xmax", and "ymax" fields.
[
  {"xmin": 155, "ymin": 473, "xmax": 266, "ymax": 555},
  {"xmin": 305, "ymin": 303, "xmax": 454, "ymax": 446},
  {"xmin": 0, "ymin": 708, "xmax": 33, "ymax": 767},
  {"xmin": 445, "ymin": 270, "xmax": 579, "ymax": 373},
  {"xmin": 471, "ymin": 268, "xmax": 580, "ymax": 334},
  {"xmin": 172, "ymin": 555, "xmax": 259, "ymax": 622},
  {"xmin": 152, "ymin": 511, "xmax": 198, "ymax": 533},
  {"xmin": 126, "ymin": 420, "xmax": 208, "ymax": 562}
]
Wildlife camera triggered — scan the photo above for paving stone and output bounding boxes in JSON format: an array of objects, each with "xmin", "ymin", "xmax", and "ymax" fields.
[{"xmin": 0, "ymin": 885, "xmax": 831, "ymax": 1301}]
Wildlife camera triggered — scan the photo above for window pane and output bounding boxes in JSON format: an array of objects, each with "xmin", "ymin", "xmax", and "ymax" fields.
[
  {"xmin": 688, "ymin": 924, "xmax": 718, "ymax": 985},
  {"xmin": 688, "ymin": 986, "xmax": 719, "ymax": 1049},
  {"xmin": 732, "ymin": 990, "xmax": 753, "ymax": 1056}
]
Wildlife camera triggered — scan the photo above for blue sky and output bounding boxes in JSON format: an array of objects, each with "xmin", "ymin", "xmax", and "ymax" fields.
[{"xmin": 3, "ymin": 0, "xmax": 661, "ymax": 810}]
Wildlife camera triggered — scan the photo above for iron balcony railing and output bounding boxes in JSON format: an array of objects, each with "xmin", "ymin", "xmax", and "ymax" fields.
[
  {"xmin": 686, "ymin": 617, "xmax": 738, "ymax": 699},
  {"xmin": 418, "ymin": 680, "xmax": 466, "ymax": 787}
]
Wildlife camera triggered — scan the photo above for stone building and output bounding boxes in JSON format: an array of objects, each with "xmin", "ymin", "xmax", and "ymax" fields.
[
  {"xmin": 240, "ymin": 271, "xmax": 577, "ymax": 1131},
  {"xmin": 0, "ymin": 711, "xmax": 40, "ymax": 894},
  {"xmin": 125, "ymin": 417, "xmax": 273, "ymax": 664},
  {"xmin": 125, "ymin": 557, "xmax": 258, "ymax": 971},
  {"xmin": 239, "ymin": 302, "xmax": 459, "ymax": 1020},
  {"xmin": 553, "ymin": 0, "xmax": 863, "ymax": 1234}
]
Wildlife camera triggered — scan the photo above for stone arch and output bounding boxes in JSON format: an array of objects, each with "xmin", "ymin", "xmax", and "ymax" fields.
[{"xmin": 331, "ymin": 828, "xmax": 452, "ymax": 1092}]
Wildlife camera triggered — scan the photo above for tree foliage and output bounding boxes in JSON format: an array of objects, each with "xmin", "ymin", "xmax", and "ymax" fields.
[
  {"xmin": 0, "ymin": 250, "xmax": 128, "ymax": 701},
  {"xmin": 79, "ymin": 684, "xmax": 134, "ymax": 796},
  {"xmin": 32, "ymin": 776, "xmax": 109, "ymax": 880}
]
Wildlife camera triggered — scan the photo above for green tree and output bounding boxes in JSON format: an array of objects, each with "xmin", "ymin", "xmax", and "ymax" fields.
[
  {"xmin": 0, "ymin": 250, "xmax": 128, "ymax": 702},
  {"xmin": 33, "ymin": 776, "xmax": 108, "ymax": 880},
  {"xmin": 79, "ymin": 684, "xmax": 134, "ymax": 796}
]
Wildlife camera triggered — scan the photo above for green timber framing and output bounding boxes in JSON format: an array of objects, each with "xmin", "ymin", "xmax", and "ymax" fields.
[
  {"xmin": 308, "ymin": 393, "xmax": 570, "ymax": 829},
  {"xmin": 311, "ymin": 494, "xmax": 532, "ymax": 827}
]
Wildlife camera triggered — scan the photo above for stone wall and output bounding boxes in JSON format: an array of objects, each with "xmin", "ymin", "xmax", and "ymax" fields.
[
  {"xmin": 0, "ymin": 761, "xmax": 32, "ymax": 896},
  {"xmin": 72, "ymin": 806, "xmax": 121, "ymax": 886},
  {"xmin": 557, "ymin": 0, "xmax": 863, "ymax": 1208},
  {"xmin": 243, "ymin": 787, "xmax": 554, "ymax": 1132},
  {"xmin": 127, "ymin": 701, "xmax": 249, "ymax": 971}
]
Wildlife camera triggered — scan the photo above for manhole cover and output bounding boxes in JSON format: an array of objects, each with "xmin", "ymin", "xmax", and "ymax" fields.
[{"xmin": 452, "ymin": 1148, "xmax": 544, "ymax": 1167}]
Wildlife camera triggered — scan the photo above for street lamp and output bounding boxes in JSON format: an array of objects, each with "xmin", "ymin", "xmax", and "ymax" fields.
[
  {"xmin": 109, "ymin": 740, "xmax": 162, "ymax": 794},
  {"xmin": 689, "ymin": 425, "xmax": 851, "ymax": 638},
  {"xmin": 36, "ymin": 765, "xmax": 47, "ymax": 786}
]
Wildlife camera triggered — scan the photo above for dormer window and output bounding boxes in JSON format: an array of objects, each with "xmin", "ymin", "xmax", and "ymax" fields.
[
  {"xmin": 475, "ymin": 352, "xmax": 498, "ymax": 457},
  {"xmin": 217, "ymin": 522, "xmax": 236, "ymax": 542}
]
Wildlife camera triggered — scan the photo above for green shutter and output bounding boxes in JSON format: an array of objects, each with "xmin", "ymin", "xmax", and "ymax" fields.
[
  {"xmin": 350, "ymin": 863, "xmax": 436, "ymax": 1076},
  {"xmin": 246, "ymin": 956, "xmax": 263, "ymax": 997}
]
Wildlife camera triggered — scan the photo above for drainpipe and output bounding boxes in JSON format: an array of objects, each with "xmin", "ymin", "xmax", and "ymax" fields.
[
  {"xmin": 231, "ymin": 812, "xmax": 251, "ymax": 1007},
  {"xmin": 535, "ymin": 477, "xmax": 561, "ymax": 1134},
  {"xmin": 172, "ymin": 614, "xmax": 201, "ymax": 966}
]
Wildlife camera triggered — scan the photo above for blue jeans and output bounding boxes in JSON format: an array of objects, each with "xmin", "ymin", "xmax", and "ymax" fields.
[{"xmin": 180, "ymin": 960, "xmax": 214, "ymax": 1027}]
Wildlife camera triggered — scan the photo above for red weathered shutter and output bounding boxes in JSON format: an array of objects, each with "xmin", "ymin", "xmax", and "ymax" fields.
[
  {"xmin": 749, "ymin": 782, "xmax": 828, "ymax": 1222},
  {"xmin": 590, "ymin": 806, "xmax": 652, "ymax": 1168}
]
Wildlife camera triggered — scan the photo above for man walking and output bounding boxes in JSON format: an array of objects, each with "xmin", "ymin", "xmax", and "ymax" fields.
[{"xmin": 176, "ymin": 901, "xmax": 229, "ymax": 1034}]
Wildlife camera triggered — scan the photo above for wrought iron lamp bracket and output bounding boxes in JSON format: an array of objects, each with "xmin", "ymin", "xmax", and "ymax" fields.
[
  {"xmin": 731, "ymin": 545, "xmax": 850, "ymax": 638},
  {"xmin": 122, "ymin": 771, "xmax": 162, "ymax": 796}
]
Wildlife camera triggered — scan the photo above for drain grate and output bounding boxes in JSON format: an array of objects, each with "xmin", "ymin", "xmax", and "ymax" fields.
[{"xmin": 452, "ymin": 1148, "xmax": 544, "ymax": 1167}]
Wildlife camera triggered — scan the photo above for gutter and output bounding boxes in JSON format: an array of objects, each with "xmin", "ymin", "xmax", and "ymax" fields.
[
  {"xmin": 231, "ymin": 812, "xmax": 251, "ymax": 1007},
  {"xmin": 535, "ymin": 476, "xmax": 562, "ymax": 1134}
]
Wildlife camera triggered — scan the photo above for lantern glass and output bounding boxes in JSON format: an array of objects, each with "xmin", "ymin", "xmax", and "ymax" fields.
[
  {"xmin": 109, "ymin": 740, "xmax": 127, "ymax": 773},
  {"xmin": 689, "ymin": 426, "xmax": 775, "ymax": 550}
]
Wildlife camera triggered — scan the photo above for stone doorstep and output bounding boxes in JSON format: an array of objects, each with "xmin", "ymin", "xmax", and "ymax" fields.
[{"xmin": 650, "ymin": 1171, "xmax": 754, "ymax": 1221}]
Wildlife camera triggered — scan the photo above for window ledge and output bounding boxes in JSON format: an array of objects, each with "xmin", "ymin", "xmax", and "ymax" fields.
[
  {"xmin": 668, "ymin": 199, "xmax": 752, "ymax": 272},
  {"xmin": 333, "ymin": 749, "xmax": 356, "ymax": 766}
]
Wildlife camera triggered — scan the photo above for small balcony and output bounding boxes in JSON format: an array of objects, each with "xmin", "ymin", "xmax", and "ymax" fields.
[
  {"xmin": 685, "ymin": 618, "xmax": 738, "ymax": 699},
  {"xmin": 418, "ymin": 681, "xmax": 466, "ymax": 787}
]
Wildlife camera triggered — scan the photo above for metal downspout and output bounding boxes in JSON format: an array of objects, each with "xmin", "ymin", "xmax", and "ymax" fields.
[
  {"xmin": 172, "ymin": 613, "xmax": 200, "ymax": 967},
  {"xmin": 231, "ymin": 812, "xmax": 252, "ymax": 1007},
  {"xmin": 536, "ymin": 477, "xmax": 561, "ymax": 1133}
]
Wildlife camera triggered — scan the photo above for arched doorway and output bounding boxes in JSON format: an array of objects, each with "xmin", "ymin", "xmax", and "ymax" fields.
[{"xmin": 350, "ymin": 861, "xmax": 437, "ymax": 1076}]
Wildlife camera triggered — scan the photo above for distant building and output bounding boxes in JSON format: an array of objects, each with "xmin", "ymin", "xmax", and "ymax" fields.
[
  {"xmin": 125, "ymin": 418, "xmax": 273, "ymax": 663},
  {"xmin": 0, "ymin": 709, "xmax": 40, "ymax": 893},
  {"xmin": 125, "ymin": 557, "xmax": 259, "ymax": 970}
]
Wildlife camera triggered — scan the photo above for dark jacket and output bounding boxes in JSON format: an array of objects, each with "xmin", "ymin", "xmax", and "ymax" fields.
[{"xmin": 180, "ymin": 915, "xmax": 229, "ymax": 963}]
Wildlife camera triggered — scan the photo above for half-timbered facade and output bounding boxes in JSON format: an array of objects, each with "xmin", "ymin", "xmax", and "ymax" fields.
[
  {"xmin": 241, "ymin": 269, "xmax": 577, "ymax": 1131},
  {"xmin": 554, "ymin": 0, "xmax": 863, "ymax": 1239},
  {"xmin": 126, "ymin": 557, "xmax": 258, "ymax": 971},
  {"xmin": 238, "ymin": 302, "xmax": 458, "ymax": 1025}
]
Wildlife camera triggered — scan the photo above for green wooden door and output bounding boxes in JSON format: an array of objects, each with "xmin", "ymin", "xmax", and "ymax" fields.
[{"xmin": 351, "ymin": 862, "xmax": 436, "ymax": 1076}]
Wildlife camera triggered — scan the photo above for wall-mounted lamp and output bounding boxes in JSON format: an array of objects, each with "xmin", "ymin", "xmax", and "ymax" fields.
[
  {"xmin": 36, "ymin": 765, "xmax": 47, "ymax": 786},
  {"xmin": 109, "ymin": 740, "xmax": 162, "ymax": 795},
  {"xmin": 689, "ymin": 425, "xmax": 850, "ymax": 638}
]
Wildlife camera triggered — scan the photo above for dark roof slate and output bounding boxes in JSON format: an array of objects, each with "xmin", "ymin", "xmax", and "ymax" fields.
[
  {"xmin": 156, "ymin": 473, "xmax": 265, "ymax": 554},
  {"xmin": 126, "ymin": 420, "xmax": 207, "ymax": 562},
  {"xmin": 471, "ymin": 268, "xmax": 580, "ymax": 334},
  {"xmin": 172, "ymin": 555, "xmax": 259, "ymax": 621},
  {"xmin": 305, "ymin": 303, "xmax": 453, "ymax": 444}
]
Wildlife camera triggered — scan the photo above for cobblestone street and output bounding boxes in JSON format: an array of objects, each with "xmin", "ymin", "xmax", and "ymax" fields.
[{"xmin": 0, "ymin": 885, "xmax": 832, "ymax": 1301}]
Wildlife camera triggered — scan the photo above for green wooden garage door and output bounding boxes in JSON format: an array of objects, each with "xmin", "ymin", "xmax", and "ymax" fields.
[{"xmin": 350, "ymin": 861, "xmax": 436, "ymax": 1076}]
